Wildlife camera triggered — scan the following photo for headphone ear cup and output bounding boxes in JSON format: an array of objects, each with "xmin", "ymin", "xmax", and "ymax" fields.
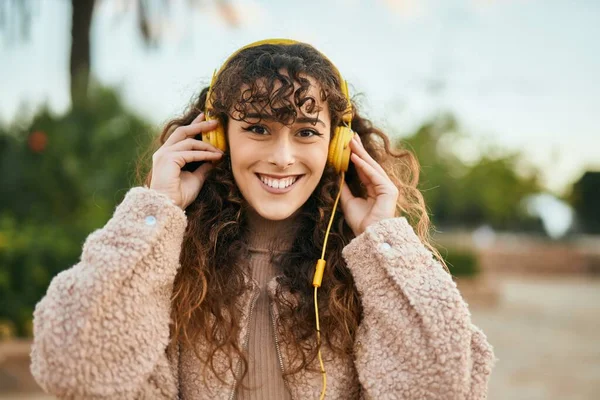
[
  {"xmin": 327, "ymin": 128, "xmax": 339, "ymax": 170},
  {"xmin": 202, "ymin": 119, "xmax": 228, "ymax": 152},
  {"xmin": 328, "ymin": 126, "xmax": 354, "ymax": 173},
  {"xmin": 214, "ymin": 123, "xmax": 227, "ymax": 152}
]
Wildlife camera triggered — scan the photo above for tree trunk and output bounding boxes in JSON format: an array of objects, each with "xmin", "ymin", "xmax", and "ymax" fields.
[{"xmin": 70, "ymin": 0, "xmax": 95, "ymax": 104}]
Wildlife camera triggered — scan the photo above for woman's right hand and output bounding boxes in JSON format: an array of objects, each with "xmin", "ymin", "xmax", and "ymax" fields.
[{"xmin": 149, "ymin": 112, "xmax": 224, "ymax": 210}]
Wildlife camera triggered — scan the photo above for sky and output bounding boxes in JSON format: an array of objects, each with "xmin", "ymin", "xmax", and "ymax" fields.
[{"xmin": 1, "ymin": 0, "xmax": 598, "ymax": 195}]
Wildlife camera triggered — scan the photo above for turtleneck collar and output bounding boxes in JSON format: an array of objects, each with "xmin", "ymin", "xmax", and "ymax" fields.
[{"xmin": 244, "ymin": 207, "xmax": 301, "ymax": 254}]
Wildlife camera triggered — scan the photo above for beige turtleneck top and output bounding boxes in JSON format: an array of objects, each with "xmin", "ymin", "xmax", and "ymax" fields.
[{"xmin": 236, "ymin": 209, "xmax": 297, "ymax": 400}]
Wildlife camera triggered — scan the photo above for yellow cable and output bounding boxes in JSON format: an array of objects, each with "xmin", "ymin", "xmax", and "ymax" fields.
[
  {"xmin": 321, "ymin": 172, "xmax": 344, "ymax": 260},
  {"xmin": 314, "ymin": 286, "xmax": 327, "ymax": 400},
  {"xmin": 313, "ymin": 171, "xmax": 345, "ymax": 399}
]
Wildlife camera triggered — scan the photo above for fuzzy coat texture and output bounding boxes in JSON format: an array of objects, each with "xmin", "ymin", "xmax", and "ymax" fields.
[{"xmin": 30, "ymin": 186, "xmax": 496, "ymax": 399}]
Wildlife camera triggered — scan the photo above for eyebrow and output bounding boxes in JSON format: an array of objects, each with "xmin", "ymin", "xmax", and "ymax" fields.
[{"xmin": 244, "ymin": 113, "xmax": 326, "ymax": 127}]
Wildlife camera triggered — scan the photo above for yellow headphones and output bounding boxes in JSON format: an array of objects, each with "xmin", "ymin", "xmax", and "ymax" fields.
[
  {"xmin": 204, "ymin": 38, "xmax": 354, "ymax": 399},
  {"xmin": 201, "ymin": 38, "xmax": 355, "ymax": 174}
]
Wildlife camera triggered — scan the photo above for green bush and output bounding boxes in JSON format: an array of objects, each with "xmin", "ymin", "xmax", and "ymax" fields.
[
  {"xmin": 0, "ymin": 85, "xmax": 154, "ymax": 336},
  {"xmin": 441, "ymin": 248, "xmax": 480, "ymax": 277}
]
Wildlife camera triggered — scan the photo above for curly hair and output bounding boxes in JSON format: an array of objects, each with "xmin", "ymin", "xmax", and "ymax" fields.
[{"xmin": 135, "ymin": 42, "xmax": 444, "ymax": 388}]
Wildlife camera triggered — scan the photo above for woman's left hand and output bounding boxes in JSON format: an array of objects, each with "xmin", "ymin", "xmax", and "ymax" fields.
[{"xmin": 340, "ymin": 135, "xmax": 399, "ymax": 236}]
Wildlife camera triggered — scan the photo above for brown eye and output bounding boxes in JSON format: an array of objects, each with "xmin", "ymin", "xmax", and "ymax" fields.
[
  {"xmin": 297, "ymin": 129, "xmax": 322, "ymax": 138},
  {"xmin": 243, "ymin": 125, "xmax": 268, "ymax": 135}
]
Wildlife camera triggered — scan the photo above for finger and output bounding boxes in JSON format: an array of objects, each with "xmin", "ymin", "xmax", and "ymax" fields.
[
  {"xmin": 164, "ymin": 118, "xmax": 218, "ymax": 146},
  {"xmin": 350, "ymin": 136, "xmax": 386, "ymax": 176},
  {"xmin": 354, "ymin": 159, "xmax": 377, "ymax": 198},
  {"xmin": 192, "ymin": 112, "xmax": 205, "ymax": 123},
  {"xmin": 350, "ymin": 136, "xmax": 387, "ymax": 177},
  {"xmin": 191, "ymin": 160, "xmax": 214, "ymax": 180},
  {"xmin": 339, "ymin": 181, "xmax": 355, "ymax": 217},
  {"xmin": 170, "ymin": 137, "xmax": 223, "ymax": 154},
  {"xmin": 340, "ymin": 180, "xmax": 355, "ymax": 204},
  {"xmin": 351, "ymin": 153, "xmax": 396, "ymax": 196},
  {"xmin": 168, "ymin": 150, "xmax": 223, "ymax": 168}
]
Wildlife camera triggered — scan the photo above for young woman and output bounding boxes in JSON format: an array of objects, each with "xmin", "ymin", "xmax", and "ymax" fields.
[{"xmin": 30, "ymin": 39, "xmax": 495, "ymax": 399}]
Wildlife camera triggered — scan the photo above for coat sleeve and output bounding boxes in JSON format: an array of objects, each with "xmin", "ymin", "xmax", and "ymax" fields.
[
  {"xmin": 30, "ymin": 187, "xmax": 187, "ymax": 399},
  {"xmin": 342, "ymin": 218, "xmax": 496, "ymax": 400}
]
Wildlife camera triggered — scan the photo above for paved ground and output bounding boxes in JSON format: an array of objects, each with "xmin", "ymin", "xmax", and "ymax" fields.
[
  {"xmin": 471, "ymin": 276, "xmax": 600, "ymax": 400},
  {"xmin": 1, "ymin": 276, "xmax": 598, "ymax": 399}
]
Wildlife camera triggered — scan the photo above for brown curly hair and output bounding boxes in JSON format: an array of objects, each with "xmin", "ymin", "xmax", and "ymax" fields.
[{"xmin": 135, "ymin": 41, "xmax": 444, "ymax": 388}]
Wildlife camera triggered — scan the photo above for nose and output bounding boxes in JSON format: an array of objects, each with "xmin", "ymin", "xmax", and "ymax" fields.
[{"xmin": 268, "ymin": 135, "xmax": 296, "ymax": 169}]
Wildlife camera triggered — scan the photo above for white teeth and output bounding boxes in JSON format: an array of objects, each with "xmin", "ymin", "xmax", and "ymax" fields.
[{"xmin": 258, "ymin": 175, "xmax": 298, "ymax": 189}]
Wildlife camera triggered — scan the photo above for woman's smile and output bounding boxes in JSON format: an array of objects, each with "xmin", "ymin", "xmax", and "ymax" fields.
[{"xmin": 255, "ymin": 173, "xmax": 305, "ymax": 194}]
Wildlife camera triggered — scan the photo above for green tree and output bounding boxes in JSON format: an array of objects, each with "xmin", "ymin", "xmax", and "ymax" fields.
[
  {"xmin": 569, "ymin": 171, "xmax": 600, "ymax": 234},
  {"xmin": 0, "ymin": 85, "xmax": 153, "ymax": 336},
  {"xmin": 399, "ymin": 112, "xmax": 543, "ymax": 230}
]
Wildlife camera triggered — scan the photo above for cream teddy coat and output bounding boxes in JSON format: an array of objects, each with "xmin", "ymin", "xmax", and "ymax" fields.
[{"xmin": 30, "ymin": 187, "xmax": 496, "ymax": 399}]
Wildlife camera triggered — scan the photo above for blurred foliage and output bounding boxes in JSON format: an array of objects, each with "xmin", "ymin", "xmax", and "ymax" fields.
[
  {"xmin": 0, "ymin": 319, "xmax": 16, "ymax": 340},
  {"xmin": 400, "ymin": 113, "xmax": 545, "ymax": 232},
  {"xmin": 568, "ymin": 171, "xmax": 600, "ymax": 234},
  {"xmin": 0, "ymin": 85, "xmax": 153, "ymax": 337},
  {"xmin": 442, "ymin": 248, "xmax": 479, "ymax": 277}
]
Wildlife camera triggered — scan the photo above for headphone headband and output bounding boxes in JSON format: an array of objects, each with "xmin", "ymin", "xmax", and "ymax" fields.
[{"xmin": 206, "ymin": 38, "xmax": 352, "ymax": 125}]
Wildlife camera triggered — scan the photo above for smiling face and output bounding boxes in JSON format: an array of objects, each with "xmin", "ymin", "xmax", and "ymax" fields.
[{"xmin": 227, "ymin": 74, "xmax": 331, "ymax": 220}]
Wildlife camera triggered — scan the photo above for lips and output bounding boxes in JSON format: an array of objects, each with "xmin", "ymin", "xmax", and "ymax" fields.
[
  {"xmin": 255, "ymin": 173, "xmax": 304, "ymax": 193},
  {"xmin": 257, "ymin": 174, "xmax": 299, "ymax": 189}
]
